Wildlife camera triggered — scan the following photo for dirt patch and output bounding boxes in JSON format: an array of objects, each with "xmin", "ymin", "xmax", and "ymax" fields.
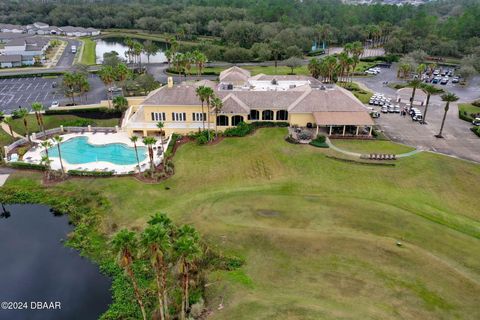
[{"xmin": 256, "ymin": 209, "xmax": 281, "ymax": 217}]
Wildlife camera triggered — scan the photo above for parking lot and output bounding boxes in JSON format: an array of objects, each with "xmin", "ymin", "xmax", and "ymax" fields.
[
  {"xmin": 370, "ymin": 93, "xmax": 480, "ymax": 163},
  {"xmin": 0, "ymin": 75, "xmax": 107, "ymax": 114}
]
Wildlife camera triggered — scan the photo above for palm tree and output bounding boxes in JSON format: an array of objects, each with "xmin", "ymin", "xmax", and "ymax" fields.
[
  {"xmin": 99, "ymin": 65, "xmax": 115, "ymax": 107},
  {"xmin": 203, "ymin": 87, "xmax": 215, "ymax": 141},
  {"xmin": 130, "ymin": 136, "xmax": 141, "ymax": 172},
  {"xmin": 3, "ymin": 116, "xmax": 14, "ymax": 136},
  {"xmin": 156, "ymin": 122, "xmax": 167, "ymax": 168},
  {"xmin": 31, "ymin": 102, "xmax": 46, "ymax": 137},
  {"xmin": 436, "ymin": 93, "xmax": 459, "ymax": 138},
  {"xmin": 17, "ymin": 108, "xmax": 30, "ymax": 142},
  {"xmin": 41, "ymin": 140, "xmax": 52, "ymax": 158},
  {"xmin": 53, "ymin": 135, "xmax": 65, "ymax": 175},
  {"xmin": 133, "ymin": 41, "xmax": 144, "ymax": 70},
  {"xmin": 398, "ymin": 63, "xmax": 411, "ymax": 79},
  {"xmin": 175, "ymin": 226, "xmax": 201, "ymax": 320},
  {"xmin": 408, "ymin": 79, "xmax": 422, "ymax": 110},
  {"xmin": 40, "ymin": 155, "xmax": 52, "ymax": 179},
  {"xmin": 141, "ymin": 224, "xmax": 172, "ymax": 320},
  {"xmin": 115, "ymin": 63, "xmax": 130, "ymax": 92},
  {"xmin": 143, "ymin": 40, "xmax": 158, "ymax": 64},
  {"xmin": 307, "ymin": 58, "xmax": 321, "ymax": 79},
  {"xmin": 421, "ymin": 84, "xmax": 437, "ymax": 124},
  {"xmin": 195, "ymin": 86, "xmax": 208, "ymax": 131},
  {"xmin": 211, "ymin": 95, "xmax": 223, "ymax": 139},
  {"xmin": 112, "ymin": 229, "xmax": 147, "ymax": 320},
  {"xmin": 142, "ymin": 136, "xmax": 157, "ymax": 178}
]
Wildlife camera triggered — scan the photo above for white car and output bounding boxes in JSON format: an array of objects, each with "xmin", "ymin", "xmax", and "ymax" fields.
[
  {"xmin": 473, "ymin": 118, "xmax": 480, "ymax": 126},
  {"xmin": 381, "ymin": 106, "xmax": 388, "ymax": 113},
  {"xmin": 51, "ymin": 101, "xmax": 59, "ymax": 108}
]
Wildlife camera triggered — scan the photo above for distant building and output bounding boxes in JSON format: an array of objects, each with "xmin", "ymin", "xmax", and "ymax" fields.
[
  {"xmin": 0, "ymin": 23, "xmax": 25, "ymax": 33},
  {"xmin": 0, "ymin": 54, "xmax": 34, "ymax": 68},
  {"xmin": 0, "ymin": 37, "xmax": 49, "ymax": 67},
  {"xmin": 0, "ymin": 22, "xmax": 100, "ymax": 37}
]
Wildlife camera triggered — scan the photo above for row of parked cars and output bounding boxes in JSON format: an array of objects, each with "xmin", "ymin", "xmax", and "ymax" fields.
[
  {"xmin": 368, "ymin": 93, "xmax": 391, "ymax": 106},
  {"xmin": 423, "ymin": 68, "xmax": 460, "ymax": 85}
]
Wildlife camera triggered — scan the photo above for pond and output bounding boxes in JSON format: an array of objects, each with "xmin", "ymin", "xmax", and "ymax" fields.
[
  {"xmin": 95, "ymin": 37, "xmax": 168, "ymax": 64},
  {"xmin": 0, "ymin": 204, "xmax": 111, "ymax": 319}
]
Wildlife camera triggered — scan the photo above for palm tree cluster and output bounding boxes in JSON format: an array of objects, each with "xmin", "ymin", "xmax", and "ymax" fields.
[
  {"xmin": 171, "ymin": 50, "xmax": 207, "ymax": 77},
  {"xmin": 195, "ymin": 85, "xmax": 223, "ymax": 142},
  {"xmin": 308, "ymin": 41, "xmax": 364, "ymax": 84},
  {"xmin": 99, "ymin": 63, "xmax": 132, "ymax": 106},
  {"xmin": 62, "ymin": 72, "xmax": 90, "ymax": 105},
  {"xmin": 112, "ymin": 213, "xmax": 202, "ymax": 320}
]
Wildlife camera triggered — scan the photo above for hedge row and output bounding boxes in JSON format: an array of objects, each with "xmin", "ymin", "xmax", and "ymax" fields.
[
  {"xmin": 9, "ymin": 162, "xmax": 46, "ymax": 170},
  {"xmin": 471, "ymin": 126, "xmax": 480, "ymax": 137},
  {"xmin": 0, "ymin": 72, "xmax": 64, "ymax": 79},
  {"xmin": 45, "ymin": 107, "xmax": 122, "ymax": 119},
  {"xmin": 223, "ymin": 121, "xmax": 289, "ymax": 137},
  {"xmin": 68, "ymin": 170, "xmax": 114, "ymax": 177},
  {"xmin": 459, "ymin": 110, "xmax": 474, "ymax": 122}
]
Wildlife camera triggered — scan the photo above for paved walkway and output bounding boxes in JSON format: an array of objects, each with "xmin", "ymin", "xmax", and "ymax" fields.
[
  {"xmin": 326, "ymin": 137, "xmax": 421, "ymax": 159},
  {"xmin": 1, "ymin": 122, "xmax": 24, "ymax": 139}
]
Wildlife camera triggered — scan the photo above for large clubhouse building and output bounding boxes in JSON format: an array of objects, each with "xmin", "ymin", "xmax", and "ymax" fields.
[{"xmin": 123, "ymin": 67, "xmax": 374, "ymax": 137}]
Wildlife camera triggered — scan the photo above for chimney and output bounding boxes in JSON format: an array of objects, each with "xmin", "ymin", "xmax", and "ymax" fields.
[{"xmin": 167, "ymin": 77, "xmax": 173, "ymax": 88}]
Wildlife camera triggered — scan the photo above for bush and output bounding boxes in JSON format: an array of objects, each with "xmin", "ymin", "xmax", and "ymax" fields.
[
  {"xmin": 61, "ymin": 119, "xmax": 94, "ymax": 127},
  {"xmin": 309, "ymin": 135, "xmax": 329, "ymax": 148},
  {"xmin": 285, "ymin": 134, "xmax": 299, "ymax": 144},
  {"xmin": 471, "ymin": 126, "xmax": 480, "ymax": 137},
  {"xmin": 223, "ymin": 122, "xmax": 253, "ymax": 137},
  {"xmin": 9, "ymin": 162, "xmax": 46, "ymax": 170},
  {"xmin": 250, "ymin": 121, "xmax": 289, "ymax": 128},
  {"xmin": 459, "ymin": 110, "xmax": 474, "ymax": 122},
  {"xmin": 67, "ymin": 170, "xmax": 114, "ymax": 176},
  {"xmin": 45, "ymin": 107, "xmax": 122, "ymax": 118},
  {"xmin": 188, "ymin": 130, "xmax": 213, "ymax": 145}
]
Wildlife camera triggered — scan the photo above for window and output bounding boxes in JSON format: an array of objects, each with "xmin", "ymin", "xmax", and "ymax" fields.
[
  {"xmin": 248, "ymin": 110, "xmax": 259, "ymax": 120},
  {"xmin": 151, "ymin": 112, "xmax": 166, "ymax": 121},
  {"xmin": 192, "ymin": 112, "xmax": 206, "ymax": 122},
  {"xmin": 172, "ymin": 112, "xmax": 186, "ymax": 121},
  {"xmin": 217, "ymin": 115, "xmax": 229, "ymax": 126},
  {"xmin": 231, "ymin": 115, "xmax": 244, "ymax": 126},
  {"xmin": 276, "ymin": 110, "xmax": 288, "ymax": 121},
  {"xmin": 262, "ymin": 110, "xmax": 274, "ymax": 121}
]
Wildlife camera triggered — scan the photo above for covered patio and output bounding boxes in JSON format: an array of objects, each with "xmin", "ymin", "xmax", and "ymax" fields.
[{"xmin": 313, "ymin": 111, "xmax": 375, "ymax": 137}]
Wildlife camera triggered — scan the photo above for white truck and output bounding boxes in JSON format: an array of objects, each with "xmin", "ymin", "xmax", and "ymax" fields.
[{"xmin": 71, "ymin": 45, "xmax": 77, "ymax": 54}]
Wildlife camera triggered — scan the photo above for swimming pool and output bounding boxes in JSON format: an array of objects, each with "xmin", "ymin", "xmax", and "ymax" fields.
[{"xmin": 46, "ymin": 136, "xmax": 147, "ymax": 165}]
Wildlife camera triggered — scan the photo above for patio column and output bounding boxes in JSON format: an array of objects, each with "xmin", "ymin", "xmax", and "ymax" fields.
[
  {"xmin": 329, "ymin": 125, "xmax": 332, "ymax": 135},
  {"xmin": 369, "ymin": 126, "xmax": 373, "ymax": 136},
  {"xmin": 315, "ymin": 125, "xmax": 319, "ymax": 136},
  {"xmin": 143, "ymin": 130, "xmax": 148, "ymax": 137},
  {"xmin": 342, "ymin": 125, "xmax": 346, "ymax": 136},
  {"xmin": 356, "ymin": 126, "xmax": 359, "ymax": 136}
]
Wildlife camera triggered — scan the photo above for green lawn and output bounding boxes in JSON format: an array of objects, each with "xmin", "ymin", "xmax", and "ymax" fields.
[
  {"xmin": 0, "ymin": 127, "xmax": 14, "ymax": 148},
  {"xmin": 9, "ymin": 114, "xmax": 120, "ymax": 136},
  {"xmin": 459, "ymin": 103, "xmax": 480, "ymax": 119},
  {"xmin": 341, "ymin": 82, "xmax": 373, "ymax": 103},
  {"xmin": 6, "ymin": 128, "xmax": 480, "ymax": 320},
  {"xmin": 331, "ymin": 139, "xmax": 415, "ymax": 155},
  {"xmin": 78, "ymin": 37, "xmax": 96, "ymax": 65}
]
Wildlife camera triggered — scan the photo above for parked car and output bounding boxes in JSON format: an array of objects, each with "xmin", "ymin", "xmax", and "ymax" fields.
[
  {"xmin": 440, "ymin": 78, "xmax": 449, "ymax": 85},
  {"xmin": 381, "ymin": 106, "xmax": 388, "ymax": 113},
  {"xmin": 433, "ymin": 69, "xmax": 440, "ymax": 76},
  {"xmin": 51, "ymin": 101, "xmax": 59, "ymax": 108},
  {"xmin": 452, "ymin": 76, "xmax": 460, "ymax": 83},
  {"xmin": 473, "ymin": 118, "xmax": 480, "ymax": 126},
  {"xmin": 108, "ymin": 86, "xmax": 122, "ymax": 92},
  {"xmin": 394, "ymin": 105, "xmax": 401, "ymax": 113},
  {"xmin": 370, "ymin": 111, "xmax": 380, "ymax": 118},
  {"xmin": 412, "ymin": 114, "xmax": 423, "ymax": 121},
  {"xmin": 432, "ymin": 77, "xmax": 440, "ymax": 84},
  {"xmin": 387, "ymin": 105, "xmax": 395, "ymax": 113}
]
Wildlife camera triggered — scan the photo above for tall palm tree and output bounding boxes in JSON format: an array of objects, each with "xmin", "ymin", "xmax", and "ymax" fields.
[
  {"xmin": 40, "ymin": 155, "xmax": 52, "ymax": 179},
  {"xmin": 211, "ymin": 95, "xmax": 223, "ymax": 139},
  {"xmin": 195, "ymin": 86, "xmax": 208, "ymax": 131},
  {"xmin": 307, "ymin": 58, "xmax": 321, "ymax": 79},
  {"xmin": 130, "ymin": 136, "xmax": 141, "ymax": 171},
  {"xmin": 17, "ymin": 108, "xmax": 30, "ymax": 142},
  {"xmin": 112, "ymin": 229, "xmax": 147, "ymax": 320},
  {"xmin": 156, "ymin": 122, "xmax": 167, "ymax": 168},
  {"xmin": 436, "ymin": 93, "xmax": 459, "ymax": 138},
  {"xmin": 141, "ymin": 224, "xmax": 171, "ymax": 320},
  {"xmin": 3, "ymin": 116, "xmax": 14, "ymax": 136},
  {"xmin": 99, "ymin": 65, "xmax": 115, "ymax": 107},
  {"xmin": 41, "ymin": 140, "xmax": 52, "ymax": 158},
  {"xmin": 408, "ymin": 79, "xmax": 422, "ymax": 110},
  {"xmin": 143, "ymin": 40, "xmax": 158, "ymax": 64},
  {"xmin": 31, "ymin": 102, "xmax": 46, "ymax": 137},
  {"xmin": 421, "ymin": 84, "xmax": 437, "ymax": 124},
  {"xmin": 194, "ymin": 51, "xmax": 207, "ymax": 76},
  {"xmin": 115, "ymin": 63, "xmax": 130, "ymax": 92},
  {"xmin": 203, "ymin": 87, "xmax": 215, "ymax": 141},
  {"xmin": 142, "ymin": 136, "xmax": 157, "ymax": 178},
  {"xmin": 175, "ymin": 226, "xmax": 201, "ymax": 320},
  {"xmin": 53, "ymin": 135, "xmax": 65, "ymax": 175},
  {"xmin": 133, "ymin": 41, "xmax": 144, "ymax": 70}
]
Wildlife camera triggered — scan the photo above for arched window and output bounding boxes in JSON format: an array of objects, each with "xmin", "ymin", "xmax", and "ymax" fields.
[
  {"xmin": 249, "ymin": 110, "xmax": 259, "ymax": 120},
  {"xmin": 231, "ymin": 115, "xmax": 244, "ymax": 126},
  {"xmin": 262, "ymin": 110, "xmax": 274, "ymax": 121},
  {"xmin": 276, "ymin": 110, "xmax": 288, "ymax": 121},
  {"xmin": 216, "ymin": 115, "xmax": 229, "ymax": 126}
]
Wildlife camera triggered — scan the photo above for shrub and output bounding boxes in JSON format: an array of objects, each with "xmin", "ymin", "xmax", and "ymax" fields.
[
  {"xmin": 188, "ymin": 130, "xmax": 213, "ymax": 145},
  {"xmin": 67, "ymin": 170, "xmax": 114, "ymax": 176},
  {"xmin": 285, "ymin": 134, "xmax": 299, "ymax": 144},
  {"xmin": 459, "ymin": 110, "xmax": 474, "ymax": 122},
  {"xmin": 223, "ymin": 122, "xmax": 253, "ymax": 137},
  {"xmin": 9, "ymin": 162, "xmax": 46, "ymax": 170},
  {"xmin": 309, "ymin": 135, "xmax": 329, "ymax": 148},
  {"xmin": 61, "ymin": 119, "xmax": 94, "ymax": 127},
  {"xmin": 250, "ymin": 121, "xmax": 289, "ymax": 128},
  {"xmin": 471, "ymin": 126, "xmax": 480, "ymax": 137},
  {"xmin": 45, "ymin": 107, "xmax": 122, "ymax": 118}
]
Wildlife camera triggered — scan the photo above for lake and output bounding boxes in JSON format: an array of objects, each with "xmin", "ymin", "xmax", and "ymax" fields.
[
  {"xmin": 0, "ymin": 204, "xmax": 111, "ymax": 320},
  {"xmin": 95, "ymin": 37, "xmax": 168, "ymax": 64}
]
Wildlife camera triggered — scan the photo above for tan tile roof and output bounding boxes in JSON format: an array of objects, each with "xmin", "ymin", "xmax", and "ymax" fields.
[
  {"xmin": 219, "ymin": 66, "xmax": 251, "ymax": 83},
  {"xmin": 142, "ymin": 80, "xmax": 217, "ymax": 106},
  {"xmin": 289, "ymin": 86, "xmax": 367, "ymax": 113},
  {"xmin": 221, "ymin": 94, "xmax": 250, "ymax": 113},
  {"xmin": 313, "ymin": 111, "xmax": 374, "ymax": 126},
  {"xmin": 218, "ymin": 90, "xmax": 304, "ymax": 110}
]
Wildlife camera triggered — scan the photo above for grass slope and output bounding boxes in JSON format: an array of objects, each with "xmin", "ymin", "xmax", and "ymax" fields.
[
  {"xmin": 6, "ymin": 128, "xmax": 480, "ymax": 319},
  {"xmin": 79, "ymin": 37, "xmax": 96, "ymax": 65},
  {"xmin": 8, "ymin": 114, "xmax": 120, "ymax": 136}
]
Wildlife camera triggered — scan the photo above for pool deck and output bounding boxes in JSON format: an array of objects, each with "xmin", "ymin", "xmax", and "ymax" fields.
[{"xmin": 21, "ymin": 132, "xmax": 169, "ymax": 175}]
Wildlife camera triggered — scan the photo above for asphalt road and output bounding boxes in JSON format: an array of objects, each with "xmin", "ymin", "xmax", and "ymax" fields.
[{"xmin": 0, "ymin": 74, "xmax": 106, "ymax": 114}]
